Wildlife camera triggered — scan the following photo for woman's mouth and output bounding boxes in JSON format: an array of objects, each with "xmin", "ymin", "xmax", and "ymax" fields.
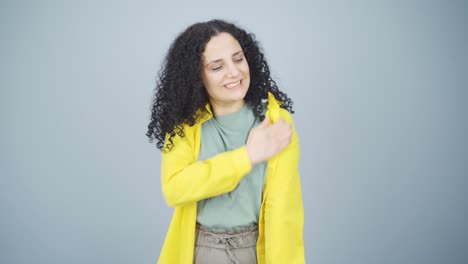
[{"xmin": 224, "ymin": 79, "xmax": 242, "ymax": 89}]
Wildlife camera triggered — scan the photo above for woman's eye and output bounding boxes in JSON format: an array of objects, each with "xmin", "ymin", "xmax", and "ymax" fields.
[{"xmin": 211, "ymin": 57, "xmax": 243, "ymax": 71}]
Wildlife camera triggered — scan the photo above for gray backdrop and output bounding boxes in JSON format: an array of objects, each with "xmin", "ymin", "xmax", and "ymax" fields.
[{"xmin": 1, "ymin": 0, "xmax": 467, "ymax": 263}]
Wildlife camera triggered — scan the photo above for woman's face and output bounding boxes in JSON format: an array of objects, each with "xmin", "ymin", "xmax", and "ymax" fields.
[{"xmin": 201, "ymin": 32, "xmax": 250, "ymax": 113}]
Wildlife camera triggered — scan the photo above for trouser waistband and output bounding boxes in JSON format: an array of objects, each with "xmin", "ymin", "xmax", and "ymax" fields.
[{"xmin": 195, "ymin": 223, "xmax": 259, "ymax": 263}]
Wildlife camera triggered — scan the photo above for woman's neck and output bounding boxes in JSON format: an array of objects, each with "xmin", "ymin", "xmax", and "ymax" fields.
[{"xmin": 210, "ymin": 100, "xmax": 246, "ymax": 117}]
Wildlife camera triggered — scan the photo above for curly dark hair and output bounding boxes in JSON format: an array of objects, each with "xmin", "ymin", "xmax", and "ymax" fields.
[{"xmin": 146, "ymin": 19, "xmax": 294, "ymax": 152}]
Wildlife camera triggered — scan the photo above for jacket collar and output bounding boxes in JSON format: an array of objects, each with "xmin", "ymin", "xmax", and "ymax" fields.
[{"xmin": 198, "ymin": 91, "xmax": 282, "ymax": 124}]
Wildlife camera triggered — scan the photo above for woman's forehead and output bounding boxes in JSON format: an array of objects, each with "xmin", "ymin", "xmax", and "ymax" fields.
[{"xmin": 203, "ymin": 33, "xmax": 242, "ymax": 61}]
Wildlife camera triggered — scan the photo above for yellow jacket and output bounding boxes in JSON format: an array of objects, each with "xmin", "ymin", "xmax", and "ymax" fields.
[{"xmin": 157, "ymin": 92, "xmax": 305, "ymax": 263}]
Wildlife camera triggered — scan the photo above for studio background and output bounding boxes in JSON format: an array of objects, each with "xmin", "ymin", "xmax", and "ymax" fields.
[{"xmin": 1, "ymin": 0, "xmax": 467, "ymax": 263}]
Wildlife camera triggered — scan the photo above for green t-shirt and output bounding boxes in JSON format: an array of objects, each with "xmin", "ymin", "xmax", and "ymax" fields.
[{"xmin": 196, "ymin": 102, "xmax": 267, "ymax": 229}]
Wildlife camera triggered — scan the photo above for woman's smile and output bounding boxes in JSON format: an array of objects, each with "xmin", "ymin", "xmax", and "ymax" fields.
[{"xmin": 224, "ymin": 79, "xmax": 243, "ymax": 89}]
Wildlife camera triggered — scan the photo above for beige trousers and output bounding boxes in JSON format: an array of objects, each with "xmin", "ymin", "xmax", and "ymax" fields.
[{"xmin": 193, "ymin": 223, "xmax": 259, "ymax": 264}]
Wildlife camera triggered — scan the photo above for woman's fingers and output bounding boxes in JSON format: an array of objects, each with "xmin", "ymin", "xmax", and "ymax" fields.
[
  {"xmin": 267, "ymin": 119, "xmax": 292, "ymax": 151},
  {"xmin": 261, "ymin": 117, "xmax": 270, "ymax": 127},
  {"xmin": 269, "ymin": 120, "xmax": 292, "ymax": 139},
  {"xmin": 246, "ymin": 117, "xmax": 293, "ymax": 165}
]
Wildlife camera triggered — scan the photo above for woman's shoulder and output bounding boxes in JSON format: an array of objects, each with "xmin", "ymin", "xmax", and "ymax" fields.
[
  {"xmin": 266, "ymin": 91, "xmax": 295, "ymax": 123},
  {"xmin": 278, "ymin": 107, "xmax": 295, "ymax": 123},
  {"xmin": 162, "ymin": 121, "xmax": 200, "ymax": 151}
]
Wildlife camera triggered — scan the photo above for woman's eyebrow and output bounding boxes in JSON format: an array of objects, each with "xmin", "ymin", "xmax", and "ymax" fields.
[{"xmin": 205, "ymin": 51, "xmax": 243, "ymax": 66}]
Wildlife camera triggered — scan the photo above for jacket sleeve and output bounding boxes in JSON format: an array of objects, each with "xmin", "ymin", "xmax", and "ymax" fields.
[
  {"xmin": 265, "ymin": 112, "xmax": 306, "ymax": 263},
  {"xmin": 160, "ymin": 128, "xmax": 253, "ymax": 207}
]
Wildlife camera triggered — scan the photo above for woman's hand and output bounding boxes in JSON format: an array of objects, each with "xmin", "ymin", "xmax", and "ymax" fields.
[{"xmin": 245, "ymin": 117, "xmax": 293, "ymax": 166}]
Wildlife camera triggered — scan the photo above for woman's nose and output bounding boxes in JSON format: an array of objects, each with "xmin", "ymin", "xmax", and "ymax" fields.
[{"xmin": 225, "ymin": 62, "xmax": 241, "ymax": 78}]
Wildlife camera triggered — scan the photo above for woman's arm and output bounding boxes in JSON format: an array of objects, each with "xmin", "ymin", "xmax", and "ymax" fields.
[
  {"xmin": 161, "ymin": 130, "xmax": 252, "ymax": 208},
  {"xmin": 161, "ymin": 115, "xmax": 293, "ymax": 208}
]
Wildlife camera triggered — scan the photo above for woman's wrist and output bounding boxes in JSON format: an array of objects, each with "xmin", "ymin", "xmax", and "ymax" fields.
[{"xmin": 245, "ymin": 144, "xmax": 259, "ymax": 166}]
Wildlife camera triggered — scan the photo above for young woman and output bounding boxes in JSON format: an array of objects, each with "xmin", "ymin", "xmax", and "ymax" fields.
[{"xmin": 147, "ymin": 19, "xmax": 305, "ymax": 264}]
